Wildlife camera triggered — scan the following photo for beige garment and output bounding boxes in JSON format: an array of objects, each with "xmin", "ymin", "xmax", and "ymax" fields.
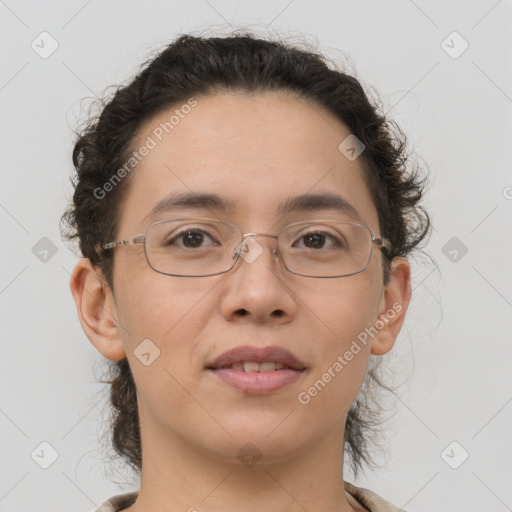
[{"xmin": 94, "ymin": 481, "xmax": 406, "ymax": 512}]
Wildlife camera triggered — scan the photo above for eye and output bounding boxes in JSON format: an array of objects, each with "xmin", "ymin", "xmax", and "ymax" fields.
[
  {"xmin": 166, "ymin": 229, "xmax": 221, "ymax": 249},
  {"xmin": 293, "ymin": 231, "xmax": 342, "ymax": 250}
]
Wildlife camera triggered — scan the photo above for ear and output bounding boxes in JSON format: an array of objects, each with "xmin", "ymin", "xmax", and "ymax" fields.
[
  {"xmin": 370, "ymin": 257, "xmax": 412, "ymax": 356},
  {"xmin": 69, "ymin": 258, "xmax": 126, "ymax": 361}
]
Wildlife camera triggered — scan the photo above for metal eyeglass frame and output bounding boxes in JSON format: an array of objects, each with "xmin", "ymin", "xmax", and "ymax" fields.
[{"xmin": 100, "ymin": 217, "xmax": 392, "ymax": 278}]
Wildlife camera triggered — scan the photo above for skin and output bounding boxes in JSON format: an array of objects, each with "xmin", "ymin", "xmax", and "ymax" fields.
[{"xmin": 70, "ymin": 91, "xmax": 411, "ymax": 512}]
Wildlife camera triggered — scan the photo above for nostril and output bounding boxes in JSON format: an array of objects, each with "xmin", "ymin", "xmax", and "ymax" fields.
[{"xmin": 234, "ymin": 309, "xmax": 284, "ymax": 317}]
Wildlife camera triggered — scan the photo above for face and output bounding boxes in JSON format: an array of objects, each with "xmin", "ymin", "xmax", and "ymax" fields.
[{"xmin": 79, "ymin": 91, "xmax": 410, "ymax": 467}]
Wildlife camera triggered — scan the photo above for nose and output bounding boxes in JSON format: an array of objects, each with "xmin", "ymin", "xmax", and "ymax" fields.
[{"xmin": 219, "ymin": 234, "xmax": 297, "ymax": 324}]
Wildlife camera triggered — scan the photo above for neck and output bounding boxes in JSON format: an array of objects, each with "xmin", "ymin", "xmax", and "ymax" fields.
[{"xmin": 125, "ymin": 415, "xmax": 362, "ymax": 512}]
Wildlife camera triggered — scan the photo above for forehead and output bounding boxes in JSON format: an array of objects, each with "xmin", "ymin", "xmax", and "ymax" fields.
[{"xmin": 117, "ymin": 91, "xmax": 380, "ymax": 235}]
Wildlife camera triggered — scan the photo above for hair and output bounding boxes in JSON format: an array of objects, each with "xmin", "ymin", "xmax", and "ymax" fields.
[{"xmin": 61, "ymin": 31, "xmax": 431, "ymax": 478}]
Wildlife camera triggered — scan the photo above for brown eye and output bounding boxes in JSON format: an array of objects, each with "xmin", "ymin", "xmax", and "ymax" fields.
[
  {"xmin": 294, "ymin": 231, "xmax": 340, "ymax": 250},
  {"xmin": 181, "ymin": 231, "xmax": 205, "ymax": 248},
  {"xmin": 166, "ymin": 229, "xmax": 220, "ymax": 249}
]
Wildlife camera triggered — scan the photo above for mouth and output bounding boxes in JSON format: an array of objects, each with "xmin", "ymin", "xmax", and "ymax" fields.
[
  {"xmin": 206, "ymin": 345, "xmax": 306, "ymax": 394},
  {"xmin": 212, "ymin": 361, "xmax": 299, "ymax": 371}
]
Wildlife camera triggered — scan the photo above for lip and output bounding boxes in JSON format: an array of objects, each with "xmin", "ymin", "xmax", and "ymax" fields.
[
  {"xmin": 206, "ymin": 345, "xmax": 306, "ymax": 370},
  {"xmin": 206, "ymin": 345, "xmax": 306, "ymax": 395},
  {"xmin": 209, "ymin": 368, "xmax": 304, "ymax": 394}
]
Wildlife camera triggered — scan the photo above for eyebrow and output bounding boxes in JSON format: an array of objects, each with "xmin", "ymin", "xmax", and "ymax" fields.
[
  {"xmin": 142, "ymin": 191, "xmax": 363, "ymax": 225},
  {"xmin": 277, "ymin": 193, "xmax": 362, "ymax": 222}
]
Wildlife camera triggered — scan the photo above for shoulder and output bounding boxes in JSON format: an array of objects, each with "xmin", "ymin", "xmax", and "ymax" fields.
[
  {"xmin": 92, "ymin": 485, "xmax": 403, "ymax": 512},
  {"xmin": 92, "ymin": 491, "xmax": 139, "ymax": 512},
  {"xmin": 344, "ymin": 481, "xmax": 406, "ymax": 512}
]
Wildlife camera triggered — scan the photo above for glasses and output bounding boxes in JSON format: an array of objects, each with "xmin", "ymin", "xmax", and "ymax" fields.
[{"xmin": 101, "ymin": 218, "xmax": 391, "ymax": 278}]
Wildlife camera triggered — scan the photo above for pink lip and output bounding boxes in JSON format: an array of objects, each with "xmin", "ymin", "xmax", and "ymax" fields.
[
  {"xmin": 209, "ymin": 368, "xmax": 304, "ymax": 394},
  {"xmin": 206, "ymin": 345, "xmax": 306, "ymax": 395},
  {"xmin": 206, "ymin": 345, "xmax": 306, "ymax": 370}
]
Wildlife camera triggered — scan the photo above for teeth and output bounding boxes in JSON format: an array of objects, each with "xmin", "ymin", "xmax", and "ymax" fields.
[
  {"xmin": 259, "ymin": 362, "xmax": 279, "ymax": 372},
  {"xmin": 243, "ymin": 362, "xmax": 261, "ymax": 373},
  {"xmin": 229, "ymin": 361, "xmax": 286, "ymax": 372}
]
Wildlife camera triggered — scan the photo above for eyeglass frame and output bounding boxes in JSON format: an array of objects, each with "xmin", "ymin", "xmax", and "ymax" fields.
[{"xmin": 100, "ymin": 217, "xmax": 392, "ymax": 278}]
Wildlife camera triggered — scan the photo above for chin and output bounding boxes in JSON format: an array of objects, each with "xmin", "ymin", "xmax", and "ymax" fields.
[{"xmin": 200, "ymin": 421, "xmax": 311, "ymax": 462}]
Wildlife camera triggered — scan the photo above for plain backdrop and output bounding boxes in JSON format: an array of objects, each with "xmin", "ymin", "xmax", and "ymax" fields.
[{"xmin": 1, "ymin": 1, "xmax": 511, "ymax": 511}]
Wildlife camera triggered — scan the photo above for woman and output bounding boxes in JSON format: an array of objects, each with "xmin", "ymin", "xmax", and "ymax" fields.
[{"xmin": 62, "ymin": 32, "xmax": 430, "ymax": 512}]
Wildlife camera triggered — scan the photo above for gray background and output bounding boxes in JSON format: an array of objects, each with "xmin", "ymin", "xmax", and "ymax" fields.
[{"xmin": 1, "ymin": 1, "xmax": 511, "ymax": 511}]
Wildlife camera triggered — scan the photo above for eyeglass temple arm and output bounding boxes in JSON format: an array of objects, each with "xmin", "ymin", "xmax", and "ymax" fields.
[
  {"xmin": 373, "ymin": 237, "xmax": 392, "ymax": 253},
  {"xmin": 101, "ymin": 235, "xmax": 145, "ymax": 251},
  {"xmin": 98, "ymin": 232, "xmax": 391, "ymax": 256}
]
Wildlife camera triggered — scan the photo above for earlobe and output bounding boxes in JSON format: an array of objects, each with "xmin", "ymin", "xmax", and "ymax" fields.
[
  {"xmin": 69, "ymin": 258, "xmax": 126, "ymax": 361},
  {"xmin": 370, "ymin": 257, "xmax": 412, "ymax": 356}
]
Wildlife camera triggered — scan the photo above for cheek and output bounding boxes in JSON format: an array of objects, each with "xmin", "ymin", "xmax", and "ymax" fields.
[
  {"xmin": 293, "ymin": 275, "xmax": 381, "ymax": 416},
  {"xmin": 114, "ymin": 269, "xmax": 217, "ymax": 360},
  {"xmin": 113, "ymin": 274, "xmax": 217, "ymax": 410},
  {"xmin": 301, "ymin": 272, "xmax": 381, "ymax": 349}
]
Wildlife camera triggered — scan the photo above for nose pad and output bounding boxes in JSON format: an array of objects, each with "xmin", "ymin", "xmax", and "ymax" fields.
[
  {"xmin": 233, "ymin": 237, "xmax": 280, "ymax": 265},
  {"xmin": 240, "ymin": 237, "xmax": 264, "ymax": 264}
]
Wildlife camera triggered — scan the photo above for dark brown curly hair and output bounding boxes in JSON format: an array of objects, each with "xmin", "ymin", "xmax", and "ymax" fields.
[{"xmin": 61, "ymin": 31, "xmax": 431, "ymax": 478}]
